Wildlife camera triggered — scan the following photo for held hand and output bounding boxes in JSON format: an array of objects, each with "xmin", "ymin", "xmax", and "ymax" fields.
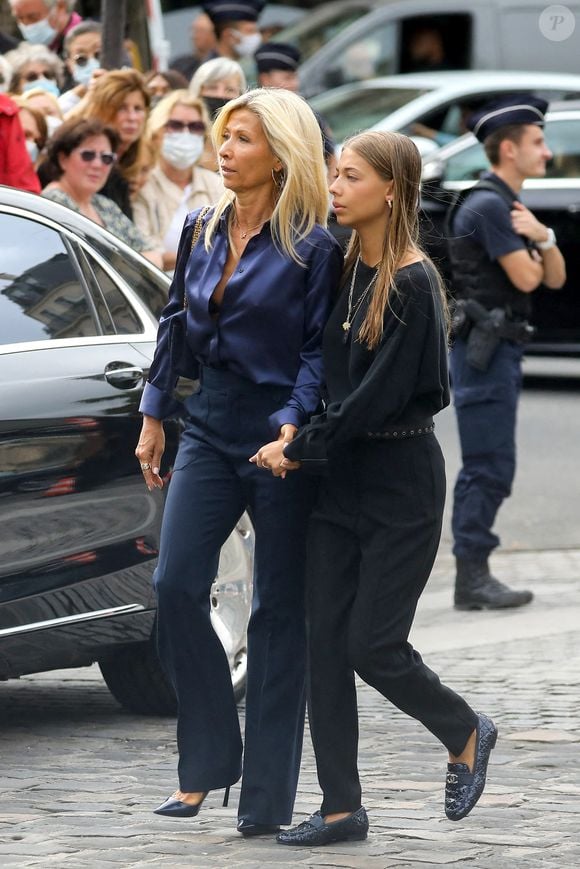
[
  {"xmin": 135, "ymin": 415, "xmax": 165, "ymax": 491},
  {"xmin": 250, "ymin": 440, "xmax": 288, "ymax": 476},
  {"xmin": 510, "ymin": 201, "xmax": 549, "ymax": 244}
]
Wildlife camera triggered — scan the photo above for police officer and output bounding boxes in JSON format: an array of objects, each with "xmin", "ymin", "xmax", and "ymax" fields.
[
  {"xmin": 255, "ymin": 41, "xmax": 300, "ymax": 92},
  {"xmin": 202, "ymin": 0, "xmax": 264, "ymax": 63},
  {"xmin": 447, "ymin": 95, "xmax": 566, "ymax": 610}
]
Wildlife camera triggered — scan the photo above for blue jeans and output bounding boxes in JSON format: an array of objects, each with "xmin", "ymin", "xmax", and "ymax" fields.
[
  {"xmin": 450, "ymin": 337, "xmax": 524, "ymax": 561},
  {"xmin": 153, "ymin": 367, "xmax": 314, "ymax": 824}
]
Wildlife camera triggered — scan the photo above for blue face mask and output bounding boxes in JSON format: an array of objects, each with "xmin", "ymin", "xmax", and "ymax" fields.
[
  {"xmin": 22, "ymin": 77, "xmax": 60, "ymax": 98},
  {"xmin": 18, "ymin": 17, "xmax": 57, "ymax": 46},
  {"xmin": 72, "ymin": 57, "xmax": 100, "ymax": 87}
]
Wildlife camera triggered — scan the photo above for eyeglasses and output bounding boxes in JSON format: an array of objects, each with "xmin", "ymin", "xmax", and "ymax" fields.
[
  {"xmin": 23, "ymin": 70, "xmax": 56, "ymax": 83},
  {"xmin": 72, "ymin": 52, "xmax": 101, "ymax": 67},
  {"xmin": 165, "ymin": 119, "xmax": 206, "ymax": 135},
  {"xmin": 78, "ymin": 149, "xmax": 117, "ymax": 166}
]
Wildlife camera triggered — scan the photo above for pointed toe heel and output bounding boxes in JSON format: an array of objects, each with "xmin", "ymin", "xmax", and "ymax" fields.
[{"xmin": 153, "ymin": 793, "xmax": 207, "ymax": 818}]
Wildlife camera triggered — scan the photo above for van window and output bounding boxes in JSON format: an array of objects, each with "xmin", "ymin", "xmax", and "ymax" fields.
[
  {"xmin": 321, "ymin": 22, "xmax": 397, "ymax": 91},
  {"xmin": 400, "ymin": 15, "xmax": 473, "ymax": 73}
]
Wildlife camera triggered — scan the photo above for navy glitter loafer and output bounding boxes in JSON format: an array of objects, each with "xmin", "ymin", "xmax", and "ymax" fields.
[
  {"xmin": 445, "ymin": 712, "xmax": 498, "ymax": 821},
  {"xmin": 237, "ymin": 819, "xmax": 281, "ymax": 837},
  {"xmin": 276, "ymin": 807, "xmax": 368, "ymax": 846}
]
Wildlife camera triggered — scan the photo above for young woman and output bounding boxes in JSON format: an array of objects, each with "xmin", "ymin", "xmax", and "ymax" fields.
[
  {"xmin": 252, "ymin": 131, "xmax": 497, "ymax": 846},
  {"xmin": 135, "ymin": 88, "xmax": 343, "ymax": 836}
]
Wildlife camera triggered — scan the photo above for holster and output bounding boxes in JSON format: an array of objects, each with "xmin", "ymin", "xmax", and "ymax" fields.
[{"xmin": 452, "ymin": 299, "xmax": 536, "ymax": 372}]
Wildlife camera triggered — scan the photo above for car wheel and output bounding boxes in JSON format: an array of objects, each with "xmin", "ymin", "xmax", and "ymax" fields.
[{"xmin": 99, "ymin": 514, "xmax": 254, "ymax": 715}]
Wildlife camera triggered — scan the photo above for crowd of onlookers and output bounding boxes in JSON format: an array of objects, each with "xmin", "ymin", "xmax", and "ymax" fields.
[{"xmin": 1, "ymin": 0, "xmax": 334, "ymax": 273}]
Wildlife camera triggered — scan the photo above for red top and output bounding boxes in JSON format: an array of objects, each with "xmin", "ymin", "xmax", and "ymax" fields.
[{"xmin": 0, "ymin": 95, "xmax": 41, "ymax": 194}]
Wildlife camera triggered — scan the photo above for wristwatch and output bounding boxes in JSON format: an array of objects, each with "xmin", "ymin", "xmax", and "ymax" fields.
[{"xmin": 537, "ymin": 227, "xmax": 556, "ymax": 251}]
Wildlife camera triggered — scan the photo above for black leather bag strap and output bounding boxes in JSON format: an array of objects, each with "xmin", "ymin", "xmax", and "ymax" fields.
[{"xmin": 182, "ymin": 205, "xmax": 211, "ymax": 309}]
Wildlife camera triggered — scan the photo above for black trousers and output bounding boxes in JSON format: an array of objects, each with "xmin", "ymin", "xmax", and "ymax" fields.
[
  {"xmin": 154, "ymin": 367, "xmax": 314, "ymax": 824},
  {"xmin": 306, "ymin": 435, "xmax": 478, "ymax": 814}
]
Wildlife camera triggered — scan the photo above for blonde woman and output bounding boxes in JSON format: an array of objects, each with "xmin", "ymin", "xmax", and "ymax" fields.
[
  {"xmin": 135, "ymin": 88, "xmax": 343, "ymax": 836},
  {"xmin": 254, "ymin": 132, "xmax": 497, "ymax": 846},
  {"xmin": 133, "ymin": 90, "xmax": 223, "ymax": 271}
]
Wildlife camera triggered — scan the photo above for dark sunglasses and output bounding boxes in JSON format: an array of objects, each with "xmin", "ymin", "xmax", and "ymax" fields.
[
  {"xmin": 23, "ymin": 70, "xmax": 56, "ymax": 82},
  {"xmin": 165, "ymin": 119, "xmax": 206, "ymax": 135},
  {"xmin": 72, "ymin": 51, "xmax": 101, "ymax": 67},
  {"xmin": 78, "ymin": 149, "xmax": 117, "ymax": 166}
]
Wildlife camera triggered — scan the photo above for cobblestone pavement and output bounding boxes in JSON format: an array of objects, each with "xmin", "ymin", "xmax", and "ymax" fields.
[{"xmin": 1, "ymin": 548, "xmax": 579, "ymax": 869}]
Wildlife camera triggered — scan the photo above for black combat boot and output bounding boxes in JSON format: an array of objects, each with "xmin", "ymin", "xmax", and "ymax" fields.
[{"xmin": 454, "ymin": 558, "xmax": 533, "ymax": 610}]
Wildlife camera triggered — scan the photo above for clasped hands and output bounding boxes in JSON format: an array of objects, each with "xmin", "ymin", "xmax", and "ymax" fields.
[{"xmin": 249, "ymin": 423, "xmax": 301, "ymax": 478}]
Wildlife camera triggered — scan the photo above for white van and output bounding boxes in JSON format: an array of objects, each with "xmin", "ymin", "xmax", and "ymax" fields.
[{"xmin": 299, "ymin": 0, "xmax": 580, "ymax": 98}]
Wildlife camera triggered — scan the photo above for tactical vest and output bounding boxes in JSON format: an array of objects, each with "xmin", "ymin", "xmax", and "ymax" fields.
[{"xmin": 445, "ymin": 179, "xmax": 531, "ymax": 321}]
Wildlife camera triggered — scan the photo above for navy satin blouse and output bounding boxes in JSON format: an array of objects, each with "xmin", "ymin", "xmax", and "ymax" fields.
[{"xmin": 140, "ymin": 205, "xmax": 343, "ymax": 435}]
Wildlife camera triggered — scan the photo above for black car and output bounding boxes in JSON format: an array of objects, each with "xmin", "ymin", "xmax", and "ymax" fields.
[
  {"xmin": 420, "ymin": 106, "xmax": 580, "ymax": 354},
  {"xmin": 0, "ymin": 187, "xmax": 253, "ymax": 713}
]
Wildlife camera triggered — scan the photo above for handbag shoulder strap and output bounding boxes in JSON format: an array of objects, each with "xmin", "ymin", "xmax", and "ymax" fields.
[{"xmin": 183, "ymin": 205, "xmax": 212, "ymax": 308}]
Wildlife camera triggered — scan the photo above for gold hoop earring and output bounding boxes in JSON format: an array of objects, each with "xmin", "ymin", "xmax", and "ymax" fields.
[{"xmin": 272, "ymin": 168, "xmax": 285, "ymax": 192}]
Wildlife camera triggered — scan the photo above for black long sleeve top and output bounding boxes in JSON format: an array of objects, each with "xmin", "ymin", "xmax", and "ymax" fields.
[{"xmin": 284, "ymin": 259, "xmax": 450, "ymax": 466}]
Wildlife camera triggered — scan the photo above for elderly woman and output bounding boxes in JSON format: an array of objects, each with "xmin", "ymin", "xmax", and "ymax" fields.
[
  {"xmin": 135, "ymin": 88, "xmax": 343, "ymax": 835},
  {"xmin": 71, "ymin": 69, "xmax": 151, "ymax": 219},
  {"xmin": 189, "ymin": 57, "xmax": 246, "ymax": 171},
  {"xmin": 133, "ymin": 89, "xmax": 223, "ymax": 271},
  {"xmin": 42, "ymin": 117, "xmax": 162, "ymax": 267},
  {"xmin": 58, "ymin": 20, "xmax": 104, "ymax": 114},
  {"xmin": 5, "ymin": 42, "xmax": 63, "ymax": 96}
]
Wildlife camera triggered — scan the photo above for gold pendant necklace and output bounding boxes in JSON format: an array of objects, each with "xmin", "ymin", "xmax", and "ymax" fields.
[
  {"xmin": 233, "ymin": 208, "xmax": 268, "ymax": 239},
  {"xmin": 342, "ymin": 256, "xmax": 378, "ymax": 341}
]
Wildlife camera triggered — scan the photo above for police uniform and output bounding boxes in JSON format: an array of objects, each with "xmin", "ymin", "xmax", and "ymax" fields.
[{"xmin": 447, "ymin": 97, "xmax": 551, "ymax": 610}]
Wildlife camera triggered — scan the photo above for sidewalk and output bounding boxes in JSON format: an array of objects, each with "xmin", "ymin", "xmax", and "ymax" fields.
[{"xmin": 1, "ymin": 547, "xmax": 579, "ymax": 868}]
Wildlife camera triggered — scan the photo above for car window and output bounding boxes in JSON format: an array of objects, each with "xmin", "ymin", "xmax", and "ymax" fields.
[
  {"xmin": 320, "ymin": 23, "xmax": 397, "ymax": 91},
  {"xmin": 314, "ymin": 87, "xmax": 429, "ymax": 143},
  {"xmin": 544, "ymin": 119, "xmax": 580, "ymax": 178},
  {"xmin": 0, "ymin": 214, "xmax": 98, "ymax": 346},
  {"xmin": 83, "ymin": 251, "xmax": 143, "ymax": 335},
  {"xmin": 89, "ymin": 238, "xmax": 169, "ymax": 321}
]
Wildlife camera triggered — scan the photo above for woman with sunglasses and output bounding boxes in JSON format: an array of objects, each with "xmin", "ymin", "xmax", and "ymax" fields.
[
  {"xmin": 42, "ymin": 117, "xmax": 162, "ymax": 267},
  {"xmin": 58, "ymin": 21, "xmax": 105, "ymax": 115},
  {"xmin": 133, "ymin": 90, "xmax": 223, "ymax": 272},
  {"xmin": 5, "ymin": 42, "xmax": 63, "ymax": 97}
]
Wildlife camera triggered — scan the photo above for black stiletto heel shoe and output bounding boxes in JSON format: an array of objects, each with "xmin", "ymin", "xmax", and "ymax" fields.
[{"xmin": 153, "ymin": 792, "xmax": 207, "ymax": 817}]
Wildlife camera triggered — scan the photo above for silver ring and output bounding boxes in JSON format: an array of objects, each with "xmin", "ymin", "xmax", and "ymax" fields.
[{"xmin": 140, "ymin": 462, "xmax": 151, "ymax": 471}]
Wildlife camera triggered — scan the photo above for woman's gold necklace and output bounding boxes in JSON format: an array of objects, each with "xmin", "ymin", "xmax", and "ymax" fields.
[
  {"xmin": 233, "ymin": 209, "xmax": 269, "ymax": 239},
  {"xmin": 342, "ymin": 256, "xmax": 378, "ymax": 342}
]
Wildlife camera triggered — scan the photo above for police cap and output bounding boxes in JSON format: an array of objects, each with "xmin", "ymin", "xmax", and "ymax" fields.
[
  {"xmin": 255, "ymin": 42, "xmax": 301, "ymax": 72},
  {"xmin": 202, "ymin": 0, "xmax": 265, "ymax": 24},
  {"xmin": 467, "ymin": 94, "xmax": 548, "ymax": 143}
]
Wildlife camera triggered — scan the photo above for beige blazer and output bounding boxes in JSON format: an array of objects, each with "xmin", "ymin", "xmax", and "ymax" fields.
[{"xmin": 133, "ymin": 164, "xmax": 224, "ymax": 253}]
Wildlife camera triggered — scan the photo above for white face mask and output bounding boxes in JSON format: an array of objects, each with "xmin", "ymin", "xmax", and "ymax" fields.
[
  {"xmin": 161, "ymin": 132, "xmax": 205, "ymax": 170},
  {"xmin": 25, "ymin": 139, "xmax": 39, "ymax": 163},
  {"xmin": 234, "ymin": 30, "xmax": 262, "ymax": 58},
  {"xmin": 18, "ymin": 17, "xmax": 57, "ymax": 46},
  {"xmin": 72, "ymin": 57, "xmax": 100, "ymax": 87}
]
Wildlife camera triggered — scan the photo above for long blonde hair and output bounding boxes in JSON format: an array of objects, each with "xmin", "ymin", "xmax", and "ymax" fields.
[
  {"xmin": 204, "ymin": 88, "xmax": 329, "ymax": 264},
  {"xmin": 343, "ymin": 130, "xmax": 448, "ymax": 349}
]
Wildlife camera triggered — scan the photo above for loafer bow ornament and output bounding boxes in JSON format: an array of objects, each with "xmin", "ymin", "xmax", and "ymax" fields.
[
  {"xmin": 445, "ymin": 712, "xmax": 498, "ymax": 821},
  {"xmin": 276, "ymin": 806, "xmax": 369, "ymax": 846}
]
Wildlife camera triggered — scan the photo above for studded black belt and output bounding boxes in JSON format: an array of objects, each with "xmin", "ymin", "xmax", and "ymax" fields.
[{"xmin": 365, "ymin": 419, "xmax": 434, "ymax": 440}]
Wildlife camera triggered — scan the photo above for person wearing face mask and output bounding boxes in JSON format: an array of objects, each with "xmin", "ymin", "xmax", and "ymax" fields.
[
  {"xmin": 202, "ymin": 0, "xmax": 264, "ymax": 64},
  {"xmin": 0, "ymin": 92, "xmax": 41, "ymax": 191},
  {"xmin": 133, "ymin": 90, "xmax": 223, "ymax": 273},
  {"xmin": 5, "ymin": 42, "xmax": 63, "ymax": 98},
  {"xmin": 189, "ymin": 57, "xmax": 246, "ymax": 172},
  {"xmin": 9, "ymin": 0, "xmax": 82, "ymax": 60},
  {"xmin": 13, "ymin": 98, "xmax": 47, "ymax": 168},
  {"xmin": 58, "ymin": 21, "xmax": 104, "ymax": 114}
]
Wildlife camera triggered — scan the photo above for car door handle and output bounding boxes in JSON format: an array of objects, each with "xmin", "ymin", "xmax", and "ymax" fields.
[{"xmin": 104, "ymin": 362, "xmax": 144, "ymax": 389}]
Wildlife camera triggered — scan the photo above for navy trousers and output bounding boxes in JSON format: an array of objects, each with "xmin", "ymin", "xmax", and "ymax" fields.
[
  {"xmin": 306, "ymin": 437, "xmax": 478, "ymax": 814},
  {"xmin": 450, "ymin": 337, "xmax": 524, "ymax": 561},
  {"xmin": 153, "ymin": 367, "xmax": 314, "ymax": 824}
]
